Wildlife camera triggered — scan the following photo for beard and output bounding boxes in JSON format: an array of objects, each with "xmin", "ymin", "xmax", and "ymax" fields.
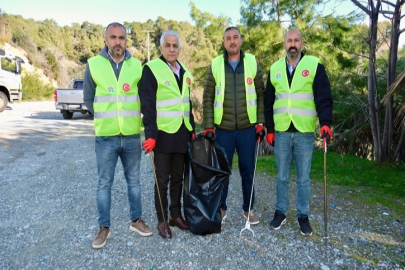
[
  {"xmin": 287, "ymin": 47, "xmax": 301, "ymax": 59},
  {"xmin": 110, "ymin": 45, "xmax": 124, "ymax": 57}
]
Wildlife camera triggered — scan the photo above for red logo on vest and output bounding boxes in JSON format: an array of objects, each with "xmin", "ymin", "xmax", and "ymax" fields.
[
  {"xmin": 186, "ymin": 77, "xmax": 191, "ymax": 85},
  {"xmin": 302, "ymin": 70, "xmax": 309, "ymax": 77},
  {"xmin": 247, "ymin": 77, "xmax": 253, "ymax": 85},
  {"xmin": 122, "ymin": 83, "xmax": 131, "ymax": 92}
]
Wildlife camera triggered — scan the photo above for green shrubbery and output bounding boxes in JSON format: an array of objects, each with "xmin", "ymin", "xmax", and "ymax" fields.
[{"xmin": 21, "ymin": 72, "xmax": 54, "ymax": 101}]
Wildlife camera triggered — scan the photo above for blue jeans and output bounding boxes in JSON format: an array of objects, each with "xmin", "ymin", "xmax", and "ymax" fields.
[
  {"xmin": 95, "ymin": 134, "xmax": 142, "ymax": 227},
  {"xmin": 216, "ymin": 126, "xmax": 256, "ymax": 212},
  {"xmin": 274, "ymin": 131, "xmax": 315, "ymax": 217}
]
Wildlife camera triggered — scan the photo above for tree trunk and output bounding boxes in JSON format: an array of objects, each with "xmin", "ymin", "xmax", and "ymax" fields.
[
  {"xmin": 368, "ymin": 4, "xmax": 382, "ymax": 162},
  {"xmin": 382, "ymin": 0, "xmax": 403, "ymax": 162}
]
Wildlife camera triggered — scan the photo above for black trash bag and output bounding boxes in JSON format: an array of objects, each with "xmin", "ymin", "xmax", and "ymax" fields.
[{"xmin": 183, "ymin": 133, "xmax": 231, "ymax": 235}]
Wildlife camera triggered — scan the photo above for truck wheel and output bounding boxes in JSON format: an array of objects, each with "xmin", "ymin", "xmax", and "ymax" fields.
[
  {"xmin": 0, "ymin": 92, "xmax": 8, "ymax": 112},
  {"xmin": 62, "ymin": 112, "xmax": 73, "ymax": 119}
]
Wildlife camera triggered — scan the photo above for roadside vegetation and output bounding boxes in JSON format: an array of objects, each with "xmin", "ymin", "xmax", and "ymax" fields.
[
  {"xmin": 0, "ymin": 1, "xmax": 404, "ymax": 163},
  {"xmin": 253, "ymin": 150, "xmax": 405, "ymax": 215}
]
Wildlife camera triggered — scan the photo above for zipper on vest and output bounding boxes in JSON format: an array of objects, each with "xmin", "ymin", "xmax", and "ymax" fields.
[{"xmin": 233, "ymin": 67, "xmax": 238, "ymax": 130}]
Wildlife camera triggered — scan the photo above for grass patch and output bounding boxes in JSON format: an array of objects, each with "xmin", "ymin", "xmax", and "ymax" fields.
[{"xmin": 234, "ymin": 151, "xmax": 405, "ymax": 215}]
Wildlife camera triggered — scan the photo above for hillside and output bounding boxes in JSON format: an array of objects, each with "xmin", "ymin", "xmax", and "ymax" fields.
[{"xmin": 2, "ymin": 42, "xmax": 58, "ymax": 87}]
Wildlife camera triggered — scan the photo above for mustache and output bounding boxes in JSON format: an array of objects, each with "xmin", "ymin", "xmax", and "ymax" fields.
[{"xmin": 289, "ymin": 47, "xmax": 298, "ymax": 52}]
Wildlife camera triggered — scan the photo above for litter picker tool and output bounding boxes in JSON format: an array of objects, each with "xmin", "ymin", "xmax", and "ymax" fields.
[
  {"xmin": 323, "ymin": 140, "xmax": 328, "ymax": 245},
  {"xmin": 240, "ymin": 139, "xmax": 260, "ymax": 237},
  {"xmin": 149, "ymin": 152, "xmax": 170, "ymax": 238}
]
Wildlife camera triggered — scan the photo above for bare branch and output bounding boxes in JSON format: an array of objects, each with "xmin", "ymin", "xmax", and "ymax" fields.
[
  {"xmin": 350, "ymin": 0, "xmax": 371, "ymax": 15},
  {"xmin": 400, "ymin": 28, "xmax": 405, "ymax": 35},
  {"xmin": 338, "ymin": 47, "xmax": 370, "ymax": 60},
  {"xmin": 381, "ymin": 0, "xmax": 396, "ymax": 8},
  {"xmin": 380, "ymin": 10, "xmax": 395, "ymax": 15}
]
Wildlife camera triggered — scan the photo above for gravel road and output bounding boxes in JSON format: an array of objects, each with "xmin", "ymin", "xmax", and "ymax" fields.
[{"xmin": 0, "ymin": 101, "xmax": 404, "ymax": 269}]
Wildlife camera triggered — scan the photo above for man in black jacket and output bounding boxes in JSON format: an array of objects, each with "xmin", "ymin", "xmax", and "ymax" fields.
[
  {"xmin": 138, "ymin": 30, "xmax": 195, "ymax": 239},
  {"xmin": 265, "ymin": 29, "xmax": 333, "ymax": 237}
]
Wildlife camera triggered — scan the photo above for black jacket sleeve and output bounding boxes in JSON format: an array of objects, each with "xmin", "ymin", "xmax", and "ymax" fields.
[
  {"xmin": 138, "ymin": 65, "xmax": 158, "ymax": 140},
  {"xmin": 264, "ymin": 72, "xmax": 276, "ymax": 133},
  {"xmin": 313, "ymin": 63, "xmax": 333, "ymax": 128}
]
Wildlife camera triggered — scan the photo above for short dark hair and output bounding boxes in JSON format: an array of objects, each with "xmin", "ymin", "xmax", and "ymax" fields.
[
  {"xmin": 105, "ymin": 22, "xmax": 126, "ymax": 34},
  {"xmin": 224, "ymin": 26, "xmax": 241, "ymax": 38}
]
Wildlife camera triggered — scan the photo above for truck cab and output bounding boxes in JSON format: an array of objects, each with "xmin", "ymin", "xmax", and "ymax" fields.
[{"xmin": 0, "ymin": 49, "xmax": 25, "ymax": 112}]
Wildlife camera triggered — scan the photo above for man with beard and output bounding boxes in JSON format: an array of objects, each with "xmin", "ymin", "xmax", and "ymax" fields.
[
  {"xmin": 264, "ymin": 29, "xmax": 333, "ymax": 236},
  {"xmin": 138, "ymin": 30, "xmax": 195, "ymax": 239},
  {"xmin": 84, "ymin": 22, "xmax": 152, "ymax": 249},
  {"xmin": 203, "ymin": 27, "xmax": 265, "ymax": 225}
]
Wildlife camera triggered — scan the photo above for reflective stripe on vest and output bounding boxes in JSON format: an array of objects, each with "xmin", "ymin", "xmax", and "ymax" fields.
[
  {"xmin": 145, "ymin": 59, "xmax": 193, "ymax": 134},
  {"xmin": 211, "ymin": 53, "xmax": 258, "ymax": 125},
  {"xmin": 88, "ymin": 55, "xmax": 142, "ymax": 136},
  {"xmin": 270, "ymin": 55, "xmax": 319, "ymax": 132}
]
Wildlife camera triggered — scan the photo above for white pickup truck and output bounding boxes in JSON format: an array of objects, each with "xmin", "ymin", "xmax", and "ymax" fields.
[
  {"xmin": 54, "ymin": 78, "xmax": 91, "ymax": 119},
  {"xmin": 0, "ymin": 49, "xmax": 24, "ymax": 112}
]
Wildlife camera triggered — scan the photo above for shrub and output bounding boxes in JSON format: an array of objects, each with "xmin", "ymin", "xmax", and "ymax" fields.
[{"xmin": 21, "ymin": 72, "xmax": 54, "ymax": 101}]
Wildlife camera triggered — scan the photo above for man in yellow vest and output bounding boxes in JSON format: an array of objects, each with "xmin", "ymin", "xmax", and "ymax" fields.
[
  {"xmin": 203, "ymin": 27, "xmax": 265, "ymax": 225},
  {"xmin": 84, "ymin": 22, "xmax": 152, "ymax": 249},
  {"xmin": 265, "ymin": 29, "xmax": 333, "ymax": 236},
  {"xmin": 138, "ymin": 30, "xmax": 195, "ymax": 239}
]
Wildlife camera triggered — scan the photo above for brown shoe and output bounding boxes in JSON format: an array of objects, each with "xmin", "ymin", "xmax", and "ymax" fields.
[
  {"xmin": 129, "ymin": 217, "xmax": 153, "ymax": 237},
  {"xmin": 157, "ymin": 222, "xmax": 172, "ymax": 239},
  {"xmin": 92, "ymin": 226, "xmax": 110, "ymax": 249},
  {"xmin": 244, "ymin": 210, "xmax": 259, "ymax": 225},
  {"xmin": 169, "ymin": 216, "xmax": 189, "ymax": 230},
  {"xmin": 220, "ymin": 209, "xmax": 227, "ymax": 224}
]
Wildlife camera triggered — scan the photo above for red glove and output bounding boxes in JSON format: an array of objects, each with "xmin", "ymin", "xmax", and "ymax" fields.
[
  {"xmin": 320, "ymin": 126, "xmax": 332, "ymax": 148},
  {"xmin": 204, "ymin": 128, "xmax": 215, "ymax": 142},
  {"xmin": 266, "ymin": 133, "xmax": 275, "ymax": 146},
  {"xmin": 142, "ymin": 138, "xmax": 156, "ymax": 154},
  {"xmin": 191, "ymin": 133, "xmax": 196, "ymax": 141},
  {"xmin": 255, "ymin": 124, "xmax": 265, "ymax": 142}
]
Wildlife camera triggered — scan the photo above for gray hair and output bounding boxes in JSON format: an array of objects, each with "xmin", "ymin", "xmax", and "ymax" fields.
[
  {"xmin": 105, "ymin": 22, "xmax": 126, "ymax": 36},
  {"xmin": 160, "ymin": 30, "xmax": 181, "ymax": 48}
]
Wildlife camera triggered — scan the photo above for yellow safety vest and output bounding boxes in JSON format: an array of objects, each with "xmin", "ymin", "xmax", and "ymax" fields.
[
  {"xmin": 145, "ymin": 59, "xmax": 193, "ymax": 133},
  {"xmin": 88, "ymin": 56, "xmax": 142, "ymax": 136},
  {"xmin": 270, "ymin": 55, "xmax": 319, "ymax": 132},
  {"xmin": 211, "ymin": 53, "xmax": 258, "ymax": 125}
]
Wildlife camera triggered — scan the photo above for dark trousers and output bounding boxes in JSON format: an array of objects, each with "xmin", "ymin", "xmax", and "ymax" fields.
[
  {"xmin": 216, "ymin": 126, "xmax": 256, "ymax": 212},
  {"xmin": 153, "ymin": 152, "xmax": 186, "ymax": 222}
]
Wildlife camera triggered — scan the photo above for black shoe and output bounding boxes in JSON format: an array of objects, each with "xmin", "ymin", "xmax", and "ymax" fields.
[
  {"xmin": 298, "ymin": 215, "xmax": 312, "ymax": 237},
  {"xmin": 269, "ymin": 210, "xmax": 286, "ymax": 230}
]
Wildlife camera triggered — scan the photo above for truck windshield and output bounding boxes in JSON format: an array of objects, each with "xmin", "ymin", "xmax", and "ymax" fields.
[
  {"xmin": 1, "ymin": 57, "xmax": 17, "ymax": 73},
  {"xmin": 73, "ymin": 80, "xmax": 84, "ymax": 89}
]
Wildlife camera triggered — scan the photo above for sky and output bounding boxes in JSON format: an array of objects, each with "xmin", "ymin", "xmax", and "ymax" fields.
[{"xmin": 1, "ymin": 0, "xmax": 404, "ymax": 46}]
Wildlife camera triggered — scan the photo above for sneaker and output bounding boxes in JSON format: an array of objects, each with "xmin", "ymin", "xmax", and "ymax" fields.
[
  {"xmin": 129, "ymin": 218, "xmax": 153, "ymax": 236},
  {"xmin": 244, "ymin": 210, "xmax": 259, "ymax": 225},
  {"xmin": 269, "ymin": 210, "xmax": 286, "ymax": 230},
  {"xmin": 220, "ymin": 209, "xmax": 227, "ymax": 224},
  {"xmin": 92, "ymin": 226, "xmax": 111, "ymax": 249},
  {"xmin": 298, "ymin": 215, "xmax": 313, "ymax": 237}
]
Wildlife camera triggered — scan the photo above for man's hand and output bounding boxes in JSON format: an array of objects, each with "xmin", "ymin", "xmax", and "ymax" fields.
[
  {"xmin": 256, "ymin": 124, "xmax": 265, "ymax": 142},
  {"xmin": 142, "ymin": 138, "xmax": 156, "ymax": 154},
  {"xmin": 320, "ymin": 126, "xmax": 332, "ymax": 148},
  {"xmin": 204, "ymin": 128, "xmax": 215, "ymax": 142},
  {"xmin": 266, "ymin": 133, "xmax": 275, "ymax": 146},
  {"xmin": 190, "ymin": 132, "xmax": 196, "ymax": 141}
]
